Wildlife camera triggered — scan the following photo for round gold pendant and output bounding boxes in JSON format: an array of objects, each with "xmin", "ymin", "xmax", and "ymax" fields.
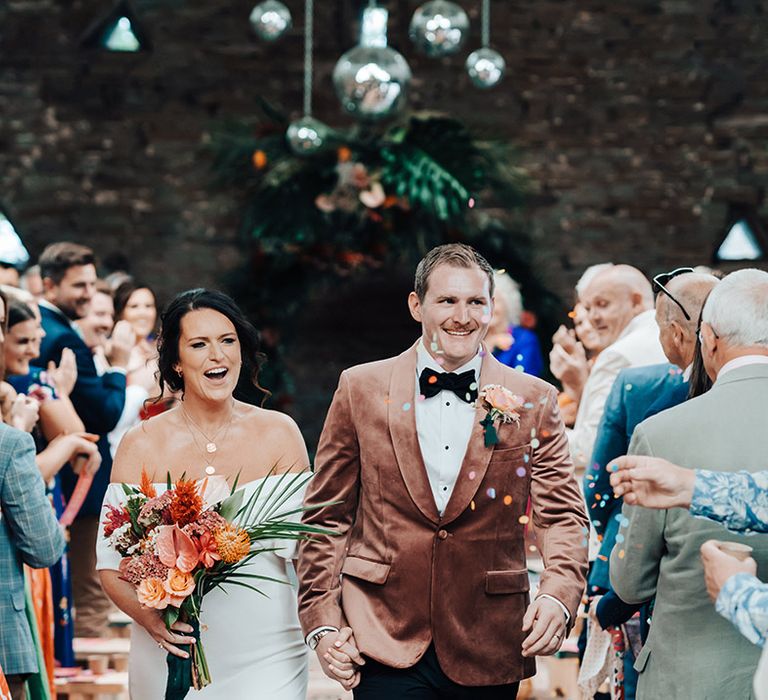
[
  {"xmin": 205, "ymin": 466, "xmax": 216, "ymax": 475},
  {"xmin": 206, "ymin": 442, "xmax": 217, "ymax": 454}
]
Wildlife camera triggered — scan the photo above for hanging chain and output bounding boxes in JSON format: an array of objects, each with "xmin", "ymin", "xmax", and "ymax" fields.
[
  {"xmin": 303, "ymin": 0, "xmax": 314, "ymax": 116},
  {"xmin": 481, "ymin": 0, "xmax": 490, "ymax": 48}
]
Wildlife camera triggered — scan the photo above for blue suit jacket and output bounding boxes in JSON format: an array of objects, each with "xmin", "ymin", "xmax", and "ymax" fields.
[
  {"xmin": 585, "ymin": 363, "xmax": 689, "ymax": 592},
  {"xmin": 0, "ymin": 424, "xmax": 65, "ymax": 674},
  {"xmin": 33, "ymin": 304, "xmax": 127, "ymax": 516},
  {"xmin": 493, "ymin": 326, "xmax": 544, "ymax": 377}
]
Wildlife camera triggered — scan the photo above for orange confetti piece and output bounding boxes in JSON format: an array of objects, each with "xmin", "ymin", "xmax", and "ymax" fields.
[{"xmin": 503, "ymin": 495, "xmax": 513, "ymax": 506}]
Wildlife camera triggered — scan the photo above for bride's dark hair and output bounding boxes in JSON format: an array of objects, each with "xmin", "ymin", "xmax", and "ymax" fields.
[{"xmin": 156, "ymin": 288, "xmax": 268, "ymax": 404}]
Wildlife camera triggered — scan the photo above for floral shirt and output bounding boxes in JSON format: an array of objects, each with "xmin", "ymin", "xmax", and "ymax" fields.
[{"xmin": 692, "ymin": 469, "xmax": 768, "ymax": 648}]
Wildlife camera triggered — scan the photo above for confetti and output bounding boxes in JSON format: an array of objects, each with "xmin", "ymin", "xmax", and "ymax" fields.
[
  {"xmin": 418, "ymin": 394, "xmax": 426, "ymax": 402},
  {"xmin": 615, "ymin": 534, "xmax": 625, "ymax": 543},
  {"xmin": 515, "ymin": 365, "xmax": 524, "ymax": 372},
  {"xmin": 608, "ymin": 463, "xmax": 619, "ymax": 472},
  {"xmin": 402, "ymin": 402, "xmax": 411, "ymax": 411},
  {"xmin": 625, "ymin": 383, "xmax": 633, "ymax": 391},
  {"xmin": 530, "ymin": 438, "xmax": 540, "ymax": 449},
  {"xmin": 518, "ymin": 515, "xmax": 530, "ymax": 524},
  {"xmin": 517, "ymin": 354, "xmax": 524, "ymax": 362},
  {"xmin": 470, "ymin": 500, "xmax": 476, "ymax": 511},
  {"xmin": 516, "ymin": 466, "xmax": 526, "ymax": 477},
  {"xmin": 595, "ymin": 493, "xmax": 602, "ymax": 501},
  {"xmin": 503, "ymin": 495, "xmax": 512, "ymax": 505},
  {"xmin": 524, "ymin": 402, "xmax": 534, "ymax": 409},
  {"xmin": 487, "ymin": 488, "xmax": 497, "ymax": 499},
  {"xmin": 469, "ymin": 382, "xmax": 478, "ymax": 390},
  {"xmin": 523, "ymin": 454, "xmax": 530, "ymax": 463},
  {"xmin": 428, "ymin": 375, "xmax": 438, "ymax": 385},
  {"xmin": 528, "ymin": 545, "xmax": 537, "ymax": 552},
  {"xmin": 618, "ymin": 549, "xmax": 625, "ymax": 559},
  {"xmin": 468, "ymin": 470, "xmax": 476, "ymax": 480},
  {"xmin": 481, "ymin": 314, "xmax": 491, "ymax": 324},
  {"xmin": 530, "ymin": 428, "xmax": 537, "ymax": 438}
]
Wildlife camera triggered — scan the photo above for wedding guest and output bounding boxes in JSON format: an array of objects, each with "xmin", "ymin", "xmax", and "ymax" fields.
[
  {"xmin": 568, "ymin": 265, "xmax": 666, "ymax": 469},
  {"xmin": 77, "ymin": 282, "xmax": 155, "ymax": 457},
  {"xmin": 583, "ymin": 270, "xmax": 718, "ymax": 698},
  {"xmin": 298, "ymin": 243, "xmax": 589, "ymax": 697},
  {"xmin": 610, "ymin": 269, "xmax": 768, "ymax": 698},
  {"xmin": 486, "ymin": 271, "xmax": 543, "ymax": 376},
  {"xmin": 0, "ymin": 223, "xmax": 30, "ymax": 288},
  {"xmin": 34, "ymin": 242, "xmax": 130, "ymax": 638},
  {"xmin": 0, "ymin": 292, "xmax": 66, "ymax": 700},
  {"xmin": 20, "ymin": 265, "xmax": 44, "ymax": 299},
  {"xmin": 550, "ymin": 265, "xmax": 613, "ymax": 428},
  {"xmin": 5, "ymin": 299, "xmax": 101, "ymax": 668}
]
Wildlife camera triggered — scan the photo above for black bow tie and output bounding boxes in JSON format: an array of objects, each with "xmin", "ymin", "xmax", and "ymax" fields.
[{"xmin": 419, "ymin": 368, "xmax": 478, "ymax": 403}]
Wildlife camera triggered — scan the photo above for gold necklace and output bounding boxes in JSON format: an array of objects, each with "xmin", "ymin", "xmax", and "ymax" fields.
[{"xmin": 181, "ymin": 404, "xmax": 234, "ymax": 475}]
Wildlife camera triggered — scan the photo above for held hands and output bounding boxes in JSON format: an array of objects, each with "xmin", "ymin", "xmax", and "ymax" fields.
[
  {"xmin": 64, "ymin": 432, "xmax": 102, "ymax": 476},
  {"xmin": 46, "ymin": 348, "xmax": 78, "ymax": 397},
  {"xmin": 522, "ymin": 597, "xmax": 567, "ymax": 657},
  {"xmin": 316, "ymin": 627, "xmax": 365, "ymax": 691},
  {"xmin": 549, "ymin": 338, "xmax": 589, "ymax": 401},
  {"xmin": 700, "ymin": 540, "xmax": 757, "ymax": 602},
  {"xmin": 609, "ymin": 455, "xmax": 696, "ymax": 509}
]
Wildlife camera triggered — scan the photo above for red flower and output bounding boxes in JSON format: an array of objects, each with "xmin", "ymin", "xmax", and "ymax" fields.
[
  {"xmin": 195, "ymin": 531, "xmax": 221, "ymax": 569},
  {"xmin": 103, "ymin": 505, "xmax": 131, "ymax": 538}
]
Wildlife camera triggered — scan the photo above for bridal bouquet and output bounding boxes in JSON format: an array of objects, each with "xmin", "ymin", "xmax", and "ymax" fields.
[{"xmin": 102, "ymin": 469, "xmax": 325, "ymax": 699}]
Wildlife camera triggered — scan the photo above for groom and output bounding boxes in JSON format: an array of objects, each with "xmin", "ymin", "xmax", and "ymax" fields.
[{"xmin": 297, "ymin": 244, "xmax": 588, "ymax": 698}]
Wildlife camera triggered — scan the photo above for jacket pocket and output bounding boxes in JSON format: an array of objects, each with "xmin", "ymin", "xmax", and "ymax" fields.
[
  {"xmin": 485, "ymin": 569, "xmax": 530, "ymax": 595},
  {"xmin": 12, "ymin": 590, "xmax": 25, "ymax": 611},
  {"xmin": 341, "ymin": 556, "xmax": 391, "ymax": 584},
  {"xmin": 489, "ymin": 445, "xmax": 530, "ymax": 464}
]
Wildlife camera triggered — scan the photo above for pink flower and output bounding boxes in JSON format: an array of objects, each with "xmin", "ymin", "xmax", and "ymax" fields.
[
  {"xmin": 195, "ymin": 531, "xmax": 221, "ymax": 569},
  {"xmin": 483, "ymin": 385, "xmax": 524, "ymax": 415},
  {"xmin": 137, "ymin": 577, "xmax": 172, "ymax": 609},
  {"xmin": 156, "ymin": 525, "xmax": 199, "ymax": 573},
  {"xmin": 103, "ymin": 505, "xmax": 131, "ymax": 538},
  {"xmin": 164, "ymin": 568, "xmax": 196, "ymax": 604}
]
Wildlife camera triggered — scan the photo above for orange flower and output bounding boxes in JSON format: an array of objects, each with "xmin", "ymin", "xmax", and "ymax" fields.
[
  {"xmin": 252, "ymin": 149, "xmax": 268, "ymax": 169},
  {"xmin": 169, "ymin": 478, "xmax": 203, "ymax": 526},
  {"xmin": 164, "ymin": 568, "xmax": 196, "ymax": 604},
  {"xmin": 137, "ymin": 577, "xmax": 171, "ymax": 609},
  {"xmin": 195, "ymin": 531, "xmax": 221, "ymax": 569},
  {"xmin": 214, "ymin": 524, "xmax": 250, "ymax": 564},
  {"xmin": 139, "ymin": 467, "xmax": 157, "ymax": 498},
  {"xmin": 337, "ymin": 146, "xmax": 352, "ymax": 163}
]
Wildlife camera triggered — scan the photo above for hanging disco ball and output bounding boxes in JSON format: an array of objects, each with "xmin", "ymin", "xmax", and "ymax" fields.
[
  {"xmin": 466, "ymin": 48, "xmax": 505, "ymax": 89},
  {"xmin": 332, "ymin": 46, "xmax": 412, "ymax": 121},
  {"xmin": 249, "ymin": 1, "xmax": 292, "ymax": 42},
  {"xmin": 409, "ymin": 1, "xmax": 469, "ymax": 57},
  {"xmin": 286, "ymin": 117, "xmax": 331, "ymax": 155}
]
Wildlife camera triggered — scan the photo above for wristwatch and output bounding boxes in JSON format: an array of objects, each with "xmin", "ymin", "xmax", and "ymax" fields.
[{"xmin": 308, "ymin": 629, "xmax": 333, "ymax": 650}]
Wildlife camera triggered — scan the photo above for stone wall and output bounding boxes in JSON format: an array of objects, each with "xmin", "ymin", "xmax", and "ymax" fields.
[{"xmin": 2, "ymin": 0, "xmax": 767, "ymax": 443}]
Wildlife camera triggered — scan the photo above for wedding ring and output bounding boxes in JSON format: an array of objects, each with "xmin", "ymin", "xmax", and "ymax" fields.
[
  {"xmin": 158, "ymin": 641, "xmax": 164, "ymax": 649},
  {"xmin": 553, "ymin": 634, "xmax": 561, "ymax": 640}
]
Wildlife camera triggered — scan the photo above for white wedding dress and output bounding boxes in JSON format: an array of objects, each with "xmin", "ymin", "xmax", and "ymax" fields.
[{"xmin": 96, "ymin": 475, "xmax": 309, "ymax": 700}]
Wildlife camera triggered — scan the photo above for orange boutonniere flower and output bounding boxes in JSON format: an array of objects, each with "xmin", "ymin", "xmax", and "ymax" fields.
[{"xmin": 477, "ymin": 384, "xmax": 525, "ymax": 447}]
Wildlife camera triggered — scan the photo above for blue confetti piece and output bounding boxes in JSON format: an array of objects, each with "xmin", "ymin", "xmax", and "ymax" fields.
[
  {"xmin": 487, "ymin": 488, "xmax": 496, "ymax": 499},
  {"xmin": 402, "ymin": 402, "xmax": 411, "ymax": 411},
  {"xmin": 616, "ymin": 534, "xmax": 625, "ymax": 543}
]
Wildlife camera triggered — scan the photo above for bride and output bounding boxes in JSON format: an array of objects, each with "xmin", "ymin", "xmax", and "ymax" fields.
[{"xmin": 97, "ymin": 289, "xmax": 310, "ymax": 699}]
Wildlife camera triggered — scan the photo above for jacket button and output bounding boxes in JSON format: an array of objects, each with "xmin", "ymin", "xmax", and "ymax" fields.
[{"xmin": 437, "ymin": 529, "xmax": 449, "ymax": 540}]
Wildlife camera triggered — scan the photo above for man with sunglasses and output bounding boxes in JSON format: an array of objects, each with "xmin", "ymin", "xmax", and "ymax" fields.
[
  {"xmin": 609, "ymin": 268, "xmax": 768, "ymax": 699},
  {"xmin": 582, "ymin": 270, "xmax": 718, "ymax": 698}
]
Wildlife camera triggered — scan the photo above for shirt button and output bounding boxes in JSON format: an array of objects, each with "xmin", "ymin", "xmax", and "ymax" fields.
[
  {"xmin": 444, "ymin": 445, "xmax": 449, "ymax": 450},
  {"xmin": 442, "ymin": 486, "xmax": 448, "ymax": 491},
  {"xmin": 446, "ymin": 401, "xmax": 451, "ymax": 406},
  {"xmin": 437, "ymin": 529, "xmax": 449, "ymax": 540}
]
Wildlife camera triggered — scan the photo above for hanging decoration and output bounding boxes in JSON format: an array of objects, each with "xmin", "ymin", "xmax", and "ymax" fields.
[
  {"xmin": 333, "ymin": 4, "xmax": 412, "ymax": 121},
  {"xmin": 286, "ymin": 0, "xmax": 332, "ymax": 155},
  {"xmin": 466, "ymin": 0, "xmax": 505, "ymax": 88},
  {"xmin": 249, "ymin": 0, "xmax": 292, "ymax": 42},
  {"xmin": 409, "ymin": 1, "xmax": 469, "ymax": 57}
]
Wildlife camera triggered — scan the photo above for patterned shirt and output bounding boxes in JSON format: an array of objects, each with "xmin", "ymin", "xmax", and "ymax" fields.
[{"xmin": 692, "ymin": 469, "xmax": 768, "ymax": 648}]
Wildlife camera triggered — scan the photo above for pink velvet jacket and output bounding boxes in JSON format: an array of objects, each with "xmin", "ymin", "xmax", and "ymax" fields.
[{"xmin": 297, "ymin": 343, "xmax": 588, "ymax": 686}]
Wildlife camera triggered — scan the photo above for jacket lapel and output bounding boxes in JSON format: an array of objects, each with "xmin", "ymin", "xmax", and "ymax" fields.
[
  {"xmin": 441, "ymin": 350, "xmax": 504, "ymax": 525},
  {"xmin": 388, "ymin": 344, "xmax": 440, "ymax": 524}
]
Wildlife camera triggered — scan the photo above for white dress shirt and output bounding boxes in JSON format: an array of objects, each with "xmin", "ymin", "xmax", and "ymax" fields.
[{"xmin": 415, "ymin": 340, "xmax": 481, "ymax": 515}]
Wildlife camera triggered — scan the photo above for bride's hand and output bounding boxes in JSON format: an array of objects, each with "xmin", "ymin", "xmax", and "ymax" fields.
[
  {"xmin": 317, "ymin": 627, "xmax": 364, "ymax": 690},
  {"xmin": 135, "ymin": 608, "xmax": 197, "ymax": 659}
]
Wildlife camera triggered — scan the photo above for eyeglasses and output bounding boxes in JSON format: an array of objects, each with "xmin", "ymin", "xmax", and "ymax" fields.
[
  {"xmin": 652, "ymin": 267, "xmax": 695, "ymax": 321},
  {"xmin": 697, "ymin": 323, "xmax": 719, "ymax": 345}
]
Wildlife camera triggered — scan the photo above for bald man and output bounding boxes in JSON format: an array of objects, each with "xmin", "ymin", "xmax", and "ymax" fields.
[{"xmin": 569, "ymin": 265, "xmax": 667, "ymax": 469}]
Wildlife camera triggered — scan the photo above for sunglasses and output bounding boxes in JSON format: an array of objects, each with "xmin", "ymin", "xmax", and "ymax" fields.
[{"xmin": 652, "ymin": 267, "xmax": 694, "ymax": 321}]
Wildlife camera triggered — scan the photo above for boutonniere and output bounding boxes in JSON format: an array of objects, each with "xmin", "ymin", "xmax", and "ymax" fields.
[{"xmin": 477, "ymin": 384, "xmax": 524, "ymax": 447}]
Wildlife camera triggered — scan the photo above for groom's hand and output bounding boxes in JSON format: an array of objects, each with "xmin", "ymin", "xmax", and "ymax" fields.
[
  {"xmin": 317, "ymin": 627, "xmax": 365, "ymax": 690},
  {"xmin": 521, "ymin": 597, "xmax": 567, "ymax": 657}
]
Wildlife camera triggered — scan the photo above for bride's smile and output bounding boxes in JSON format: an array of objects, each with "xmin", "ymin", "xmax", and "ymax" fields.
[{"xmin": 176, "ymin": 308, "xmax": 241, "ymax": 402}]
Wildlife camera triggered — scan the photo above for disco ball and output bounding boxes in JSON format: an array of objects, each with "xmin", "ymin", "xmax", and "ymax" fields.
[
  {"xmin": 409, "ymin": 1, "xmax": 469, "ymax": 57},
  {"xmin": 249, "ymin": 1, "xmax": 292, "ymax": 42},
  {"xmin": 466, "ymin": 48, "xmax": 505, "ymax": 89}
]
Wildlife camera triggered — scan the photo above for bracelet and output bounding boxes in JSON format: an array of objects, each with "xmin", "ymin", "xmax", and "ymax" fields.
[{"xmin": 308, "ymin": 629, "xmax": 332, "ymax": 650}]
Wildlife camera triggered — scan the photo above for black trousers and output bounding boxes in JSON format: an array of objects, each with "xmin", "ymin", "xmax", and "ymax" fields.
[{"xmin": 354, "ymin": 645, "xmax": 520, "ymax": 700}]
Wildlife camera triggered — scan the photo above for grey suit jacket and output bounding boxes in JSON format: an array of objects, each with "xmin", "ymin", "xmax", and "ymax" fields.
[
  {"xmin": 0, "ymin": 424, "xmax": 66, "ymax": 675},
  {"xmin": 610, "ymin": 364, "xmax": 768, "ymax": 700}
]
